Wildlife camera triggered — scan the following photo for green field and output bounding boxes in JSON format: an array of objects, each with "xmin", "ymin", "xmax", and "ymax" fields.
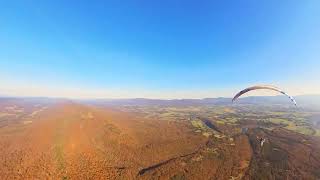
[{"xmin": 117, "ymin": 105, "xmax": 320, "ymax": 137}]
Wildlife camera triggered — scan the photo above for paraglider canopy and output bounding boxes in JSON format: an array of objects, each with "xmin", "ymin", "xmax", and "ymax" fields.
[{"xmin": 232, "ymin": 85, "xmax": 297, "ymax": 106}]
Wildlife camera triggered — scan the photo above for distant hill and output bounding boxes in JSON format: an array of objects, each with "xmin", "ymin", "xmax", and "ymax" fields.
[
  {"xmin": 81, "ymin": 95, "xmax": 320, "ymax": 108},
  {"xmin": 1, "ymin": 95, "xmax": 320, "ymax": 109},
  {"xmin": 0, "ymin": 97, "xmax": 69, "ymax": 106}
]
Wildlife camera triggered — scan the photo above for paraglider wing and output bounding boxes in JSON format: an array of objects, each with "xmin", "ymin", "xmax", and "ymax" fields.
[
  {"xmin": 279, "ymin": 91, "xmax": 297, "ymax": 106},
  {"xmin": 232, "ymin": 85, "xmax": 297, "ymax": 106}
]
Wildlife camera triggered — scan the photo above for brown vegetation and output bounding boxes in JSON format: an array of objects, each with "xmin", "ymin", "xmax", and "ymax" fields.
[{"xmin": 0, "ymin": 100, "xmax": 319, "ymax": 179}]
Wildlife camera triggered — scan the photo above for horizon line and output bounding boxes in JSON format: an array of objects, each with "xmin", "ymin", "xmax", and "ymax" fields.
[{"xmin": 1, "ymin": 93, "xmax": 319, "ymax": 101}]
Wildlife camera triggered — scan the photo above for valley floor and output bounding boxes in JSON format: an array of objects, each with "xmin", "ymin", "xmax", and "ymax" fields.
[{"xmin": 0, "ymin": 101, "xmax": 319, "ymax": 179}]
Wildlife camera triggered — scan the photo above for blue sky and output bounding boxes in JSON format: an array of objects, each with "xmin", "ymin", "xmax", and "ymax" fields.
[{"xmin": 0, "ymin": 1, "xmax": 319, "ymax": 98}]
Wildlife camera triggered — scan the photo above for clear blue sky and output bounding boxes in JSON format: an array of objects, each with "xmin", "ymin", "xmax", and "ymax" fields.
[{"xmin": 0, "ymin": 1, "xmax": 319, "ymax": 98}]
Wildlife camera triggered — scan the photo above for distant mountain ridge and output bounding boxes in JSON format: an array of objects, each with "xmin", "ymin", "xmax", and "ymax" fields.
[
  {"xmin": 81, "ymin": 95, "xmax": 320, "ymax": 108},
  {"xmin": 1, "ymin": 95, "xmax": 320, "ymax": 108}
]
